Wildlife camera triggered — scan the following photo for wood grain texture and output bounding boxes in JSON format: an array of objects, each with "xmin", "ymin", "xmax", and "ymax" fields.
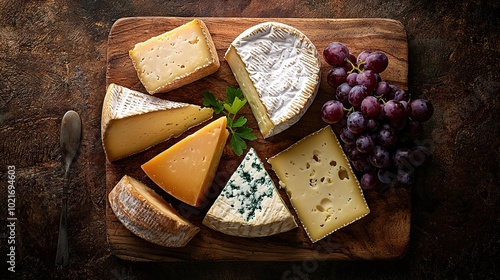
[{"xmin": 105, "ymin": 17, "xmax": 409, "ymax": 261}]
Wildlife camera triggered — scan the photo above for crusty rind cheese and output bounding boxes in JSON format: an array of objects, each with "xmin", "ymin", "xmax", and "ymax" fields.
[
  {"xmin": 101, "ymin": 83, "xmax": 213, "ymax": 162},
  {"xmin": 129, "ymin": 19, "xmax": 220, "ymax": 94},
  {"xmin": 268, "ymin": 126, "xmax": 370, "ymax": 243},
  {"xmin": 108, "ymin": 175, "xmax": 200, "ymax": 247},
  {"xmin": 225, "ymin": 22, "xmax": 321, "ymax": 138}
]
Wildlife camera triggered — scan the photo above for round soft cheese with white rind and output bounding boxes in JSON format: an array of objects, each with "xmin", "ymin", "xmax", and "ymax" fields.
[{"xmin": 225, "ymin": 22, "xmax": 321, "ymax": 138}]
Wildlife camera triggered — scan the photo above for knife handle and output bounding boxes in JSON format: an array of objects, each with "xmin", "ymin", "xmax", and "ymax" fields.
[{"xmin": 55, "ymin": 196, "xmax": 69, "ymax": 268}]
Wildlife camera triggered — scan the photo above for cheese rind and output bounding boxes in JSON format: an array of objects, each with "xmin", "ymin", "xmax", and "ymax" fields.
[
  {"xmin": 108, "ymin": 175, "xmax": 199, "ymax": 247},
  {"xmin": 225, "ymin": 22, "xmax": 321, "ymax": 138},
  {"xmin": 101, "ymin": 83, "xmax": 213, "ymax": 162},
  {"xmin": 129, "ymin": 19, "xmax": 220, "ymax": 94},
  {"xmin": 203, "ymin": 148, "xmax": 297, "ymax": 237},
  {"xmin": 141, "ymin": 116, "xmax": 229, "ymax": 207},
  {"xmin": 268, "ymin": 126, "xmax": 370, "ymax": 243}
]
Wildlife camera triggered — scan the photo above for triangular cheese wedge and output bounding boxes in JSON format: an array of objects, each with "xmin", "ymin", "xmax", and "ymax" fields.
[
  {"xmin": 141, "ymin": 116, "xmax": 229, "ymax": 207},
  {"xmin": 101, "ymin": 83, "xmax": 213, "ymax": 162},
  {"xmin": 203, "ymin": 148, "xmax": 297, "ymax": 237},
  {"xmin": 108, "ymin": 175, "xmax": 199, "ymax": 247}
]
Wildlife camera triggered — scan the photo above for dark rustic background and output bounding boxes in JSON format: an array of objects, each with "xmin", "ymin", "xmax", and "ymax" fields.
[{"xmin": 0, "ymin": 0, "xmax": 498, "ymax": 279}]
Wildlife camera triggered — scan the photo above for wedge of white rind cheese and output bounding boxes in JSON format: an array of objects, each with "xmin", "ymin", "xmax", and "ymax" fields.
[
  {"xmin": 225, "ymin": 22, "xmax": 321, "ymax": 138},
  {"xmin": 101, "ymin": 83, "xmax": 213, "ymax": 163},
  {"xmin": 203, "ymin": 148, "xmax": 297, "ymax": 237},
  {"xmin": 108, "ymin": 175, "xmax": 200, "ymax": 247},
  {"xmin": 129, "ymin": 19, "xmax": 220, "ymax": 95},
  {"xmin": 268, "ymin": 126, "xmax": 370, "ymax": 243}
]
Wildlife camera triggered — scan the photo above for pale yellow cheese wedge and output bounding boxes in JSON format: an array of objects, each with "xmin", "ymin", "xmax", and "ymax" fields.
[
  {"xmin": 101, "ymin": 83, "xmax": 213, "ymax": 163},
  {"xmin": 142, "ymin": 116, "xmax": 229, "ymax": 207},
  {"xmin": 268, "ymin": 126, "xmax": 370, "ymax": 243},
  {"xmin": 108, "ymin": 175, "xmax": 199, "ymax": 247},
  {"xmin": 129, "ymin": 19, "xmax": 220, "ymax": 94}
]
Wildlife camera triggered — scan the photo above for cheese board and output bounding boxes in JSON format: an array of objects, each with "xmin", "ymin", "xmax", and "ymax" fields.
[{"xmin": 105, "ymin": 17, "xmax": 410, "ymax": 261}]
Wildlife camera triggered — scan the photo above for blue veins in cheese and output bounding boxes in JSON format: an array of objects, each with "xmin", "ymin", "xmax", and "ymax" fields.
[{"xmin": 203, "ymin": 148, "xmax": 297, "ymax": 237}]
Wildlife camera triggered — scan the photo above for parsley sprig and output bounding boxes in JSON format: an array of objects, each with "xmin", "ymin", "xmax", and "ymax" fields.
[{"xmin": 202, "ymin": 86, "xmax": 257, "ymax": 156}]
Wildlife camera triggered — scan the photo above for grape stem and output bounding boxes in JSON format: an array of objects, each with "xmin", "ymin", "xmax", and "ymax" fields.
[
  {"xmin": 343, "ymin": 106, "xmax": 354, "ymax": 115},
  {"xmin": 345, "ymin": 57, "xmax": 365, "ymax": 74}
]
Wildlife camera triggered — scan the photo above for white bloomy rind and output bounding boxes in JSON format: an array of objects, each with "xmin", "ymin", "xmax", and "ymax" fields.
[{"xmin": 225, "ymin": 22, "xmax": 321, "ymax": 138}]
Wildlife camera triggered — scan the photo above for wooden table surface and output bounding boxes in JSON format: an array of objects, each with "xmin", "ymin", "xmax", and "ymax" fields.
[{"xmin": 0, "ymin": 0, "xmax": 498, "ymax": 279}]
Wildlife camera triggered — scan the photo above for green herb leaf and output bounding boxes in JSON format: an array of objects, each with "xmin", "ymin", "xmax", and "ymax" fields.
[
  {"xmin": 232, "ymin": 116, "xmax": 247, "ymax": 128},
  {"xmin": 230, "ymin": 134, "xmax": 247, "ymax": 156},
  {"xmin": 224, "ymin": 96, "xmax": 247, "ymax": 115},
  {"xmin": 235, "ymin": 127, "xmax": 257, "ymax": 140},
  {"xmin": 201, "ymin": 86, "xmax": 257, "ymax": 155},
  {"xmin": 226, "ymin": 86, "xmax": 243, "ymax": 105},
  {"xmin": 202, "ymin": 91, "xmax": 224, "ymax": 114}
]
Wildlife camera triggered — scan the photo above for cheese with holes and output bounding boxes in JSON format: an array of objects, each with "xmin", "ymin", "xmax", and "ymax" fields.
[
  {"xmin": 129, "ymin": 19, "xmax": 220, "ymax": 95},
  {"xmin": 225, "ymin": 22, "xmax": 320, "ymax": 138},
  {"xmin": 101, "ymin": 83, "xmax": 213, "ymax": 162},
  {"xmin": 268, "ymin": 126, "xmax": 370, "ymax": 243},
  {"xmin": 108, "ymin": 175, "xmax": 199, "ymax": 247},
  {"xmin": 203, "ymin": 148, "xmax": 297, "ymax": 237},
  {"xmin": 142, "ymin": 116, "xmax": 229, "ymax": 207}
]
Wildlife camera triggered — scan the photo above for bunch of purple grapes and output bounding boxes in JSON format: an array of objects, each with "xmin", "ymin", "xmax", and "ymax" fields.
[{"xmin": 321, "ymin": 42, "xmax": 433, "ymax": 190}]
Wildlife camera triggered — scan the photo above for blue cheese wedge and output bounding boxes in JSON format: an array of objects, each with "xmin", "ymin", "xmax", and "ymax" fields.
[
  {"xmin": 268, "ymin": 126, "xmax": 370, "ymax": 243},
  {"xmin": 225, "ymin": 22, "xmax": 321, "ymax": 138},
  {"xmin": 203, "ymin": 148, "xmax": 297, "ymax": 237}
]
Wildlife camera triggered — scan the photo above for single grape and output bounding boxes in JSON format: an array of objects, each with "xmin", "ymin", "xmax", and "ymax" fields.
[
  {"xmin": 378, "ymin": 168, "xmax": 396, "ymax": 185},
  {"xmin": 335, "ymin": 82, "xmax": 352, "ymax": 106},
  {"xmin": 394, "ymin": 89, "xmax": 409, "ymax": 101},
  {"xmin": 376, "ymin": 81, "xmax": 389, "ymax": 97},
  {"xmin": 377, "ymin": 125, "xmax": 398, "ymax": 148},
  {"xmin": 346, "ymin": 72, "xmax": 358, "ymax": 86},
  {"xmin": 347, "ymin": 144, "xmax": 364, "ymax": 160},
  {"xmin": 369, "ymin": 145, "xmax": 391, "ymax": 168},
  {"xmin": 386, "ymin": 84, "xmax": 398, "ymax": 100},
  {"xmin": 327, "ymin": 67, "xmax": 348, "ymax": 88},
  {"xmin": 356, "ymin": 69, "xmax": 378, "ymax": 93},
  {"xmin": 356, "ymin": 134, "xmax": 375, "ymax": 153},
  {"xmin": 340, "ymin": 127, "xmax": 358, "ymax": 144},
  {"xmin": 347, "ymin": 111, "xmax": 367, "ymax": 134},
  {"xmin": 408, "ymin": 145, "xmax": 431, "ymax": 167},
  {"xmin": 397, "ymin": 169, "xmax": 415, "ymax": 186},
  {"xmin": 393, "ymin": 148, "xmax": 411, "ymax": 169},
  {"xmin": 360, "ymin": 171, "xmax": 378, "ymax": 190},
  {"xmin": 321, "ymin": 100, "xmax": 345, "ymax": 124},
  {"xmin": 410, "ymin": 98, "xmax": 434, "ymax": 121},
  {"xmin": 357, "ymin": 50, "xmax": 373, "ymax": 65},
  {"xmin": 366, "ymin": 118, "xmax": 380, "ymax": 131},
  {"xmin": 324, "ymin": 42, "xmax": 350, "ymax": 66},
  {"xmin": 361, "ymin": 96, "xmax": 382, "ymax": 118},
  {"xmin": 348, "ymin": 85, "xmax": 368, "ymax": 107},
  {"xmin": 384, "ymin": 100, "xmax": 407, "ymax": 120},
  {"xmin": 364, "ymin": 51, "xmax": 389, "ymax": 73},
  {"xmin": 399, "ymin": 100, "xmax": 412, "ymax": 118}
]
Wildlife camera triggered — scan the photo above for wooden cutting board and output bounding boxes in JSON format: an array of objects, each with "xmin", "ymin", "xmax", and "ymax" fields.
[{"xmin": 105, "ymin": 17, "xmax": 410, "ymax": 261}]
